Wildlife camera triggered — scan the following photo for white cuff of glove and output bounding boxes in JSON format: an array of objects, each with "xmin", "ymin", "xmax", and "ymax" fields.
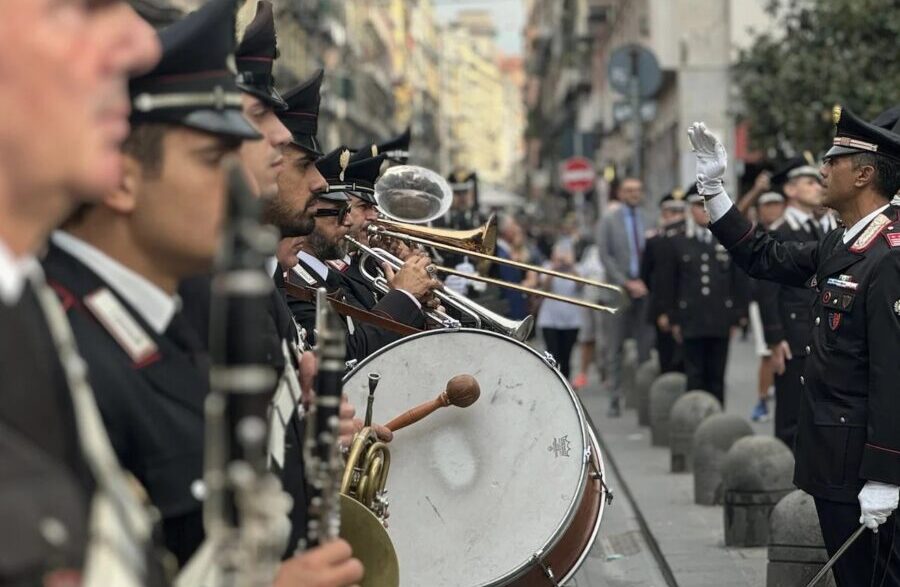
[
  {"xmin": 858, "ymin": 481, "xmax": 900, "ymax": 531},
  {"xmin": 706, "ymin": 191, "xmax": 735, "ymax": 224}
]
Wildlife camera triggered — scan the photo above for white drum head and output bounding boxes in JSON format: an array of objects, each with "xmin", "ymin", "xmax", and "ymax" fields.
[{"xmin": 343, "ymin": 330, "xmax": 587, "ymax": 586}]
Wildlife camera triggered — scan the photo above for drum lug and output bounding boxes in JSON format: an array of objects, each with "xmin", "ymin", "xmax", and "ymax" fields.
[
  {"xmin": 344, "ymin": 358, "xmax": 358, "ymax": 372},
  {"xmin": 588, "ymin": 455, "xmax": 614, "ymax": 505},
  {"xmin": 530, "ymin": 553, "xmax": 561, "ymax": 587},
  {"xmin": 542, "ymin": 351, "xmax": 558, "ymax": 369}
]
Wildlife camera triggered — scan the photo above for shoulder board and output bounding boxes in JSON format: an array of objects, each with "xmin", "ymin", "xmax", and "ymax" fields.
[
  {"xmin": 850, "ymin": 213, "xmax": 891, "ymax": 253},
  {"xmin": 883, "ymin": 219, "xmax": 900, "ymax": 248},
  {"xmin": 326, "ymin": 259, "xmax": 349, "ymax": 272},
  {"xmin": 291, "ymin": 264, "xmax": 317, "ymax": 286},
  {"xmin": 83, "ymin": 288, "xmax": 158, "ymax": 365}
]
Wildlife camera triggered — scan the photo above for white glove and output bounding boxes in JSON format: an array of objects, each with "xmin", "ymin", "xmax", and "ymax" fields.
[
  {"xmin": 687, "ymin": 122, "xmax": 728, "ymax": 197},
  {"xmin": 858, "ymin": 481, "xmax": 900, "ymax": 532}
]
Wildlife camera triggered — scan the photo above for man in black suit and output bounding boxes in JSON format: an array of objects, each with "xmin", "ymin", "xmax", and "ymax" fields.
[
  {"xmin": 0, "ymin": 2, "xmax": 161, "ymax": 585},
  {"xmin": 43, "ymin": 4, "xmax": 364, "ymax": 586},
  {"xmin": 690, "ymin": 111, "xmax": 900, "ymax": 586},
  {"xmin": 755, "ymin": 160, "xmax": 824, "ymax": 449}
]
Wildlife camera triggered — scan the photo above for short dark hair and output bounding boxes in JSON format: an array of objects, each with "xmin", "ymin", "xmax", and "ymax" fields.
[
  {"xmin": 850, "ymin": 152, "xmax": 900, "ymax": 200},
  {"xmin": 122, "ymin": 122, "xmax": 172, "ymax": 177}
]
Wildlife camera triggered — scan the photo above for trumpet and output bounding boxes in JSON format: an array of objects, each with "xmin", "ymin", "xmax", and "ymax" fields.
[
  {"xmin": 344, "ymin": 235, "xmax": 535, "ymax": 341},
  {"xmin": 371, "ymin": 165, "xmax": 625, "ymax": 314}
]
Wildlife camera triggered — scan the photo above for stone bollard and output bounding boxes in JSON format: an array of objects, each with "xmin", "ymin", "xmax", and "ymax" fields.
[
  {"xmin": 622, "ymin": 339, "xmax": 639, "ymax": 409},
  {"xmin": 635, "ymin": 357, "xmax": 660, "ymax": 427},
  {"xmin": 692, "ymin": 414, "xmax": 754, "ymax": 505},
  {"xmin": 722, "ymin": 436, "xmax": 795, "ymax": 547},
  {"xmin": 669, "ymin": 391, "xmax": 722, "ymax": 473},
  {"xmin": 767, "ymin": 490, "xmax": 836, "ymax": 587},
  {"xmin": 648, "ymin": 373, "xmax": 687, "ymax": 447}
]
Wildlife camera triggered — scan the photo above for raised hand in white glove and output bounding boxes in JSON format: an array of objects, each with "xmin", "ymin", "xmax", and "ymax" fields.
[
  {"xmin": 687, "ymin": 122, "xmax": 728, "ymax": 197},
  {"xmin": 858, "ymin": 480, "xmax": 900, "ymax": 532}
]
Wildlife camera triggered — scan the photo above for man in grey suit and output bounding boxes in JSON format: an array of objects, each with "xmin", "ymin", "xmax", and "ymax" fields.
[{"xmin": 598, "ymin": 177, "xmax": 655, "ymax": 416}]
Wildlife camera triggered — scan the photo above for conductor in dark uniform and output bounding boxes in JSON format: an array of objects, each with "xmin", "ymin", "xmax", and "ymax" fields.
[
  {"xmin": 655, "ymin": 191, "xmax": 748, "ymax": 405},
  {"xmin": 755, "ymin": 159, "xmax": 824, "ymax": 450},
  {"xmin": 689, "ymin": 109, "xmax": 900, "ymax": 587}
]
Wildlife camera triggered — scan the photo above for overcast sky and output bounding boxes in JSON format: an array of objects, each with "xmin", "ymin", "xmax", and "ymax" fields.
[{"xmin": 433, "ymin": 0, "xmax": 524, "ymax": 56}]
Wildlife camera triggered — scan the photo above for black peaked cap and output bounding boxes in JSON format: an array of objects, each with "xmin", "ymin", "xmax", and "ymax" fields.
[
  {"xmin": 129, "ymin": 0, "xmax": 259, "ymax": 139},
  {"xmin": 235, "ymin": 1, "xmax": 287, "ymax": 110},
  {"xmin": 344, "ymin": 154, "xmax": 388, "ymax": 204},
  {"xmin": 771, "ymin": 156, "xmax": 819, "ymax": 185},
  {"xmin": 351, "ymin": 126, "xmax": 411, "ymax": 164},
  {"xmin": 314, "ymin": 146, "xmax": 351, "ymax": 202},
  {"xmin": 826, "ymin": 105, "xmax": 900, "ymax": 162},
  {"xmin": 278, "ymin": 70, "xmax": 324, "ymax": 156}
]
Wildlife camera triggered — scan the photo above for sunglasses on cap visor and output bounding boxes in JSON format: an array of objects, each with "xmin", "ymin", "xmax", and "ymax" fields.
[{"xmin": 313, "ymin": 205, "xmax": 350, "ymax": 222}]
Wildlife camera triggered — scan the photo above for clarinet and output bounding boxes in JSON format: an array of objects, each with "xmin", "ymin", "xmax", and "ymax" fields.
[
  {"xmin": 200, "ymin": 159, "xmax": 287, "ymax": 586},
  {"xmin": 302, "ymin": 289, "xmax": 346, "ymax": 548}
]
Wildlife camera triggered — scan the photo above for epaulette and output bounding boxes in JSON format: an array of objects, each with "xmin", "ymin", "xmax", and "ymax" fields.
[
  {"xmin": 83, "ymin": 288, "xmax": 158, "ymax": 366},
  {"xmin": 883, "ymin": 214, "xmax": 900, "ymax": 248},
  {"xmin": 291, "ymin": 264, "xmax": 317, "ymax": 286},
  {"xmin": 850, "ymin": 213, "xmax": 891, "ymax": 253}
]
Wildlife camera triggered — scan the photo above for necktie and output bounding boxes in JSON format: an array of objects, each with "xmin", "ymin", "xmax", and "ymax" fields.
[
  {"xmin": 806, "ymin": 219, "xmax": 823, "ymax": 240},
  {"xmin": 629, "ymin": 207, "xmax": 643, "ymax": 277},
  {"xmin": 325, "ymin": 269, "xmax": 342, "ymax": 291}
]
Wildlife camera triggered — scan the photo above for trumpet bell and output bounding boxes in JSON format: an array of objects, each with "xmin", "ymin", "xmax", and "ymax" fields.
[
  {"xmin": 339, "ymin": 494, "xmax": 400, "ymax": 587},
  {"xmin": 374, "ymin": 165, "xmax": 453, "ymax": 223}
]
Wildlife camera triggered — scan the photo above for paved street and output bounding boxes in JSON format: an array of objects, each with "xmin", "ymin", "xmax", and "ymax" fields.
[{"xmin": 562, "ymin": 334, "xmax": 776, "ymax": 586}]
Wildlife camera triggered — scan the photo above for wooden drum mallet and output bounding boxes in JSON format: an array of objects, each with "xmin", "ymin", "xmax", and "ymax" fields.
[{"xmin": 384, "ymin": 374, "xmax": 480, "ymax": 432}]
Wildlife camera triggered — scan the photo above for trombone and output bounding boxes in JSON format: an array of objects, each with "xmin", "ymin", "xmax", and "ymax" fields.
[{"xmin": 365, "ymin": 164, "xmax": 624, "ymax": 314}]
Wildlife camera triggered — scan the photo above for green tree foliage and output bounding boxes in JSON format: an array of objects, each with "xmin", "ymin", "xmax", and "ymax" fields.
[{"xmin": 733, "ymin": 0, "xmax": 900, "ymax": 156}]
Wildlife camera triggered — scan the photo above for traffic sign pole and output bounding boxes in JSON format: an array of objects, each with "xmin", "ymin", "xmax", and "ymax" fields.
[{"xmin": 630, "ymin": 47, "xmax": 643, "ymax": 181}]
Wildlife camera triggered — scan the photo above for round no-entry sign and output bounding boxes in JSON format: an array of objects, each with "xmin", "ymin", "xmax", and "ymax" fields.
[{"xmin": 561, "ymin": 157, "xmax": 596, "ymax": 193}]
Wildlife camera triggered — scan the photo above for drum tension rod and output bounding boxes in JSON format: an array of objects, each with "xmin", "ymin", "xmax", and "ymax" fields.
[
  {"xmin": 589, "ymin": 456, "xmax": 614, "ymax": 505},
  {"xmin": 531, "ymin": 554, "xmax": 561, "ymax": 587}
]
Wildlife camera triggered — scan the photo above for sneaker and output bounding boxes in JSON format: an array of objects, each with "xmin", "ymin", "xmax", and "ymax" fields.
[
  {"xmin": 607, "ymin": 397, "xmax": 621, "ymax": 418},
  {"xmin": 751, "ymin": 400, "xmax": 770, "ymax": 422},
  {"xmin": 572, "ymin": 372, "xmax": 588, "ymax": 390}
]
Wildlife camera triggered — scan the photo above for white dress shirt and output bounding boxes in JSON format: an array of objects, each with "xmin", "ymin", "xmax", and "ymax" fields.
[
  {"xmin": 0, "ymin": 238, "xmax": 38, "ymax": 306},
  {"xmin": 841, "ymin": 204, "xmax": 890, "ymax": 244},
  {"xmin": 52, "ymin": 231, "xmax": 178, "ymax": 334}
]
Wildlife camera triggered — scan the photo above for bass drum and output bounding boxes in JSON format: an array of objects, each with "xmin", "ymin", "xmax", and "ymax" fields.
[{"xmin": 343, "ymin": 329, "xmax": 608, "ymax": 586}]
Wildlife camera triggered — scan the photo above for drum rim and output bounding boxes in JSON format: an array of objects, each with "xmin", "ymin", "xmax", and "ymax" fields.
[
  {"xmin": 343, "ymin": 327, "xmax": 590, "ymax": 586},
  {"xmin": 555, "ymin": 420, "xmax": 607, "ymax": 584}
]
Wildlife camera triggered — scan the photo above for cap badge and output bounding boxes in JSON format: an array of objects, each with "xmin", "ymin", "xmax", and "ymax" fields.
[
  {"xmin": 894, "ymin": 299, "xmax": 900, "ymax": 317},
  {"xmin": 832, "ymin": 105, "xmax": 842, "ymax": 125}
]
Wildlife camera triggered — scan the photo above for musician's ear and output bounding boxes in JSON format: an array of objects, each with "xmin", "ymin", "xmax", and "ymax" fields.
[{"xmin": 103, "ymin": 155, "xmax": 141, "ymax": 215}]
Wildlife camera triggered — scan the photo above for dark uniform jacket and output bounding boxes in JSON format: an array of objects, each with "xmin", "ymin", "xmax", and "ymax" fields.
[
  {"xmin": 180, "ymin": 269, "xmax": 311, "ymax": 558},
  {"xmin": 642, "ymin": 219, "xmax": 686, "ymax": 324},
  {"xmin": 656, "ymin": 226, "xmax": 749, "ymax": 339},
  {"xmin": 283, "ymin": 256, "xmax": 425, "ymax": 361},
  {"xmin": 756, "ymin": 210, "xmax": 821, "ymax": 351},
  {"xmin": 327, "ymin": 256, "xmax": 379, "ymax": 310},
  {"xmin": 43, "ymin": 243, "xmax": 208, "ymax": 566},
  {"xmin": 711, "ymin": 203, "xmax": 900, "ymax": 503},
  {"xmin": 0, "ymin": 286, "xmax": 93, "ymax": 584}
]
